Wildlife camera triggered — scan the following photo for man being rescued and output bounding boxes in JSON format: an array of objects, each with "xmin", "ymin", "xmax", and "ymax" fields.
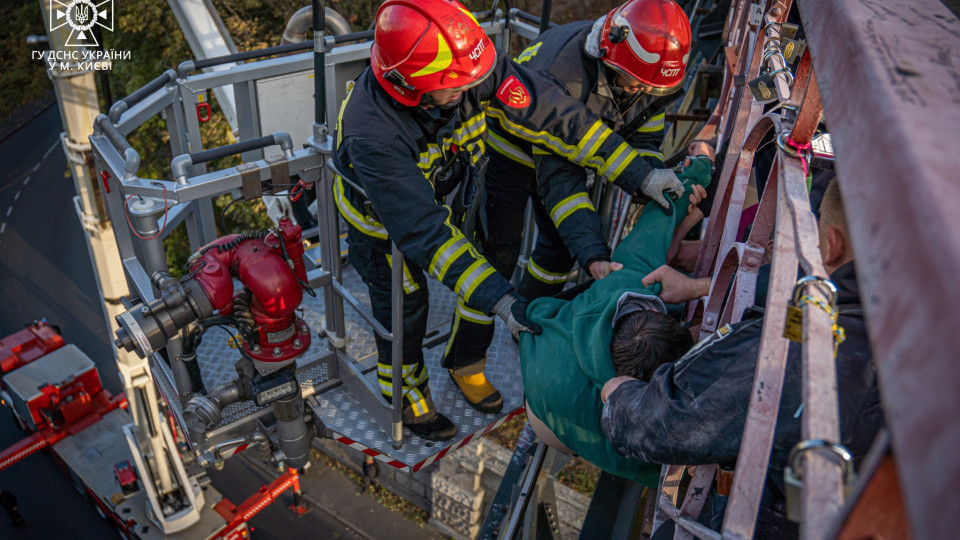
[{"xmin": 519, "ymin": 153, "xmax": 714, "ymax": 485}]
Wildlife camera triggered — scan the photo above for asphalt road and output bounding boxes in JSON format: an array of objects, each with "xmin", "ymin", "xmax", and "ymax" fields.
[{"xmin": 0, "ymin": 104, "xmax": 118, "ymax": 538}]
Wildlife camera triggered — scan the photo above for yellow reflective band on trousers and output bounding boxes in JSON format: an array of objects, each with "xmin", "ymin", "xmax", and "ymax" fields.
[
  {"xmin": 550, "ymin": 192, "xmax": 596, "ymax": 227},
  {"xmin": 527, "ymin": 257, "xmax": 569, "ymax": 284},
  {"xmin": 378, "ymin": 362, "xmax": 428, "ymax": 388},
  {"xmin": 334, "ymin": 176, "xmax": 388, "ymax": 239},
  {"xmin": 429, "ymin": 235, "xmax": 473, "ymax": 282},
  {"xmin": 384, "ymin": 253, "xmax": 420, "ymax": 294},
  {"xmin": 598, "ymin": 142, "xmax": 639, "ymax": 179},
  {"xmin": 515, "ymin": 42, "xmax": 542, "ymax": 64},
  {"xmin": 487, "ymin": 131, "xmax": 534, "ymax": 168},
  {"xmin": 637, "ymin": 113, "xmax": 665, "ymax": 133},
  {"xmin": 444, "ymin": 298, "xmax": 494, "ymax": 357},
  {"xmin": 455, "ymin": 260, "xmax": 497, "ymax": 304}
]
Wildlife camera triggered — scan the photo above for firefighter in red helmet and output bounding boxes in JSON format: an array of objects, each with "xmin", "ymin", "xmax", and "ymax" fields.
[
  {"xmin": 445, "ymin": 0, "xmax": 696, "ymax": 377},
  {"xmin": 333, "ymin": 0, "xmax": 687, "ymax": 441}
]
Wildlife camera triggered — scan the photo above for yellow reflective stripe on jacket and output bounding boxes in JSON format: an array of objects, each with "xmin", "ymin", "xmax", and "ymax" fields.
[
  {"xmin": 637, "ymin": 113, "xmax": 665, "ymax": 133},
  {"xmin": 488, "ymin": 131, "xmax": 534, "ymax": 167},
  {"xmin": 637, "ymin": 149, "xmax": 665, "ymax": 161},
  {"xmin": 598, "ymin": 142, "xmax": 638, "ymax": 180},
  {"xmin": 334, "ymin": 176, "xmax": 388, "ymax": 239},
  {"xmin": 455, "ymin": 260, "xmax": 497, "ymax": 304},
  {"xmin": 572, "ymin": 121, "xmax": 613, "ymax": 164},
  {"xmin": 384, "ymin": 253, "xmax": 420, "ymax": 294},
  {"xmin": 486, "ymin": 108, "xmax": 581, "ymax": 164},
  {"xmin": 456, "ymin": 299, "xmax": 494, "ymax": 324},
  {"xmin": 455, "ymin": 112, "xmax": 486, "ymax": 144},
  {"xmin": 429, "ymin": 235, "xmax": 472, "ymax": 282},
  {"xmin": 515, "ymin": 42, "xmax": 542, "ymax": 64},
  {"xmin": 336, "ymin": 85, "xmax": 354, "ymax": 147},
  {"xmin": 418, "ymin": 144, "xmax": 444, "ymax": 174},
  {"xmin": 550, "ymin": 192, "xmax": 596, "ymax": 227},
  {"xmin": 487, "ymin": 108, "xmax": 631, "ymax": 179},
  {"xmin": 527, "ymin": 257, "xmax": 569, "ymax": 284}
]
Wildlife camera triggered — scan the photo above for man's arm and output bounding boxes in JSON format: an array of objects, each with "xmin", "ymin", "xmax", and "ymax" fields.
[
  {"xmin": 531, "ymin": 149, "xmax": 615, "ymax": 276},
  {"xmin": 345, "ymin": 136, "xmax": 511, "ymax": 314},
  {"xmin": 600, "ymin": 321, "xmax": 764, "ymax": 465},
  {"xmin": 479, "ymin": 55, "xmax": 683, "ymax": 212}
]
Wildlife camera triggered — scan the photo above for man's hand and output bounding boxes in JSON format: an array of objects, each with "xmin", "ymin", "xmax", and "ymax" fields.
[
  {"xmin": 588, "ymin": 260, "xmax": 623, "ymax": 280},
  {"xmin": 687, "ymin": 184, "xmax": 707, "ymax": 207},
  {"xmin": 686, "ymin": 140, "xmax": 716, "ymax": 162},
  {"xmin": 641, "ymin": 265, "xmax": 711, "ymax": 303},
  {"xmin": 639, "ymin": 168, "xmax": 685, "ymax": 215},
  {"xmin": 601, "ymin": 376, "xmax": 638, "ymax": 403},
  {"xmin": 491, "ymin": 292, "xmax": 542, "ymax": 340}
]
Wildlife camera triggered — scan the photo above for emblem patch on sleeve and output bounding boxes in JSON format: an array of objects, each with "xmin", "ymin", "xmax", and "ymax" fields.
[{"xmin": 496, "ymin": 76, "xmax": 530, "ymax": 108}]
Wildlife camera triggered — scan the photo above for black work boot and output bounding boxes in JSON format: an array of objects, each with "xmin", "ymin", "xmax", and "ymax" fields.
[{"xmin": 395, "ymin": 390, "xmax": 457, "ymax": 442}]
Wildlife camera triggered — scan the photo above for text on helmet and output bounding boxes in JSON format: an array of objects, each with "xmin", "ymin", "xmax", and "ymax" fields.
[{"xmin": 469, "ymin": 39, "xmax": 486, "ymax": 61}]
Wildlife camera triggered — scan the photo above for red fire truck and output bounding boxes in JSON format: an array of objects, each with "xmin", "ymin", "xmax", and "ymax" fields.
[{"xmin": 0, "ymin": 321, "xmax": 302, "ymax": 539}]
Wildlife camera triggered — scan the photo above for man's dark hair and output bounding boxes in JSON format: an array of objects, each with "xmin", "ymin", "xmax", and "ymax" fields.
[{"xmin": 610, "ymin": 310, "xmax": 695, "ymax": 380}]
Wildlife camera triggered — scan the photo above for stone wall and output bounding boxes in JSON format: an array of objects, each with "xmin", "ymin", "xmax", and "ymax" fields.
[{"xmin": 312, "ymin": 437, "xmax": 591, "ymax": 539}]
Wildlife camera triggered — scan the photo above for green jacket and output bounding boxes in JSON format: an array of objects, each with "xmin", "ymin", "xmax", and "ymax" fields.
[{"xmin": 519, "ymin": 158, "xmax": 712, "ymax": 485}]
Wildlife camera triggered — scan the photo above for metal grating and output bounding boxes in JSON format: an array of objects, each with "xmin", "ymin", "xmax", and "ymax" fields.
[{"xmin": 185, "ymin": 265, "xmax": 523, "ymax": 466}]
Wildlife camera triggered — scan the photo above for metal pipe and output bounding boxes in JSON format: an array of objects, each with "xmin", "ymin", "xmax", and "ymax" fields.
[
  {"xmin": 313, "ymin": 0, "xmax": 328, "ymax": 140},
  {"xmin": 170, "ymin": 132, "xmax": 294, "ymax": 181},
  {"xmin": 128, "ymin": 198, "xmax": 168, "ymax": 275},
  {"xmin": 94, "ymin": 114, "xmax": 140, "ymax": 178},
  {"xmin": 273, "ymin": 392, "xmax": 310, "ymax": 468},
  {"xmin": 390, "ymin": 242, "xmax": 404, "ymax": 449},
  {"xmin": 500, "ymin": 442, "xmax": 548, "ymax": 539},
  {"xmin": 108, "ymin": 70, "xmax": 177, "ymax": 123},
  {"xmin": 177, "ymin": 42, "xmax": 312, "ymax": 77},
  {"xmin": 537, "ymin": 0, "xmax": 552, "ymax": 36}
]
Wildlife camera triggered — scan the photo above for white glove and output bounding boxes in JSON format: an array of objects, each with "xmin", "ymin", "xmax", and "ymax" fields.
[{"xmin": 640, "ymin": 168, "xmax": 685, "ymax": 215}]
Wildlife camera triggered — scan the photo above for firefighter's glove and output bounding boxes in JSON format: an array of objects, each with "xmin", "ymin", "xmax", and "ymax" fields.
[
  {"xmin": 640, "ymin": 168, "xmax": 685, "ymax": 216},
  {"xmin": 492, "ymin": 292, "xmax": 542, "ymax": 340}
]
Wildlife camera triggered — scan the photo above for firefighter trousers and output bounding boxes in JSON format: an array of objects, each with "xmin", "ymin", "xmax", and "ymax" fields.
[{"xmin": 346, "ymin": 223, "xmax": 489, "ymax": 414}]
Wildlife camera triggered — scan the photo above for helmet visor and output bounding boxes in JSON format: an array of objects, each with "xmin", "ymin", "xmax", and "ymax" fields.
[{"xmin": 606, "ymin": 63, "xmax": 684, "ymax": 96}]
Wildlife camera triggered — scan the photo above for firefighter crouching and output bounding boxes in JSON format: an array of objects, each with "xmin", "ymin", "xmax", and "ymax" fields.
[
  {"xmin": 454, "ymin": 0, "xmax": 694, "ymax": 376},
  {"xmin": 333, "ymin": 0, "xmax": 686, "ymax": 441}
]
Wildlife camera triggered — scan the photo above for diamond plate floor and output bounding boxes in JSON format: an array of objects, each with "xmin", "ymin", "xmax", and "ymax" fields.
[{"xmin": 192, "ymin": 265, "xmax": 523, "ymax": 467}]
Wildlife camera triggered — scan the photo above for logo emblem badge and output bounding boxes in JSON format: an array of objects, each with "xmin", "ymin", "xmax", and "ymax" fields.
[
  {"xmin": 51, "ymin": 0, "xmax": 114, "ymax": 47},
  {"xmin": 496, "ymin": 76, "xmax": 530, "ymax": 109}
]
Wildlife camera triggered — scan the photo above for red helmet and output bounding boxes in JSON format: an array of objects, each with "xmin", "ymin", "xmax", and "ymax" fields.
[
  {"xmin": 599, "ymin": 0, "xmax": 692, "ymax": 96},
  {"xmin": 371, "ymin": 0, "xmax": 496, "ymax": 106}
]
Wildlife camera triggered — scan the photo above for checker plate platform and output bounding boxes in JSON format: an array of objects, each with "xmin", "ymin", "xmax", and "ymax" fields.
[{"xmin": 188, "ymin": 265, "xmax": 524, "ymax": 472}]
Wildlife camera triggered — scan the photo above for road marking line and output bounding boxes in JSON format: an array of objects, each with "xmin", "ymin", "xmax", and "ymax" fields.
[
  {"xmin": 14, "ymin": 191, "xmax": 20, "ymax": 201},
  {"xmin": 6, "ymin": 207, "xmax": 11, "ymax": 217},
  {"xmin": 32, "ymin": 163, "xmax": 40, "ymax": 173},
  {"xmin": 23, "ymin": 176, "xmax": 30, "ymax": 186},
  {"xmin": 43, "ymin": 140, "xmax": 59, "ymax": 160},
  {"xmin": 1, "ymin": 223, "xmax": 5, "ymax": 234}
]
